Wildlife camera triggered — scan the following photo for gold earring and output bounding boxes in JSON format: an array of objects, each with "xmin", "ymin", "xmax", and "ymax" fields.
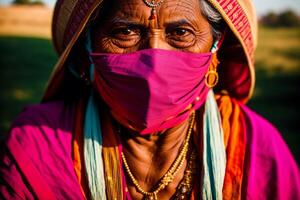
[{"xmin": 205, "ymin": 53, "xmax": 219, "ymax": 88}]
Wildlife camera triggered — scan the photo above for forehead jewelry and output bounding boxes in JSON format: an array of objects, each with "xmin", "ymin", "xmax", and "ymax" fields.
[{"xmin": 143, "ymin": 0, "xmax": 164, "ymax": 20}]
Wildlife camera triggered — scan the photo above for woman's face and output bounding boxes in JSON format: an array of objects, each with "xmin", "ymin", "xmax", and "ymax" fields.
[{"xmin": 93, "ymin": 0, "xmax": 213, "ymax": 54}]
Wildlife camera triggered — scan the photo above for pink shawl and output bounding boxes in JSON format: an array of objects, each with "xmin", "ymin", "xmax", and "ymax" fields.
[{"xmin": 0, "ymin": 100, "xmax": 299, "ymax": 199}]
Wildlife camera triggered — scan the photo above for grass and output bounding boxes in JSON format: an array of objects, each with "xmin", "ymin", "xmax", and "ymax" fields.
[
  {"xmin": 254, "ymin": 27, "xmax": 300, "ymax": 72},
  {"xmin": 0, "ymin": 27, "xmax": 299, "ymax": 163},
  {"xmin": 0, "ymin": 36, "xmax": 56, "ymax": 133},
  {"xmin": 0, "ymin": 6, "xmax": 52, "ymax": 38}
]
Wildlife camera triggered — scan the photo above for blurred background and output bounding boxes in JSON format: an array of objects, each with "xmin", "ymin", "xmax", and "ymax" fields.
[{"xmin": 0, "ymin": 0, "xmax": 299, "ymax": 163}]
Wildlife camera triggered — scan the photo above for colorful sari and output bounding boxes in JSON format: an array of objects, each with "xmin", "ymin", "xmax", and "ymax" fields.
[
  {"xmin": 1, "ymin": 96, "xmax": 299, "ymax": 199},
  {"xmin": 1, "ymin": 0, "xmax": 299, "ymax": 199}
]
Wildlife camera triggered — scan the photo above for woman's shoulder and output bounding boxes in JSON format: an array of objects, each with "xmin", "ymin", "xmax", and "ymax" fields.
[
  {"xmin": 216, "ymin": 94, "xmax": 299, "ymax": 199},
  {"xmin": 239, "ymin": 105, "xmax": 300, "ymax": 200},
  {"xmin": 239, "ymin": 103, "xmax": 298, "ymax": 171},
  {"xmin": 11, "ymin": 100, "xmax": 75, "ymax": 128},
  {"xmin": 240, "ymin": 104, "xmax": 291, "ymax": 156},
  {"xmin": 0, "ymin": 100, "xmax": 84, "ymax": 199},
  {"xmin": 5, "ymin": 100, "xmax": 76, "ymax": 154},
  {"xmin": 216, "ymin": 93, "xmax": 293, "ymax": 157}
]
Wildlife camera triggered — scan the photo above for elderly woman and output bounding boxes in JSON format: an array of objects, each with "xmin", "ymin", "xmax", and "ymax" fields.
[{"xmin": 0, "ymin": 0, "xmax": 299, "ymax": 199}]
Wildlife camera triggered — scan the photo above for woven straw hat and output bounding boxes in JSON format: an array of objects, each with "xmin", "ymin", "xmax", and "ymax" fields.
[{"xmin": 44, "ymin": 0, "xmax": 257, "ymax": 103}]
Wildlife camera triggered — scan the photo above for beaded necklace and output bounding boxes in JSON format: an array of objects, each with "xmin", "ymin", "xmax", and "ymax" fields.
[{"xmin": 121, "ymin": 111, "xmax": 196, "ymax": 200}]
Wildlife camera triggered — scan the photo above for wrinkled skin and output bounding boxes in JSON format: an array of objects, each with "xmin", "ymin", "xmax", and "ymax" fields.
[
  {"xmin": 93, "ymin": 0, "xmax": 213, "ymax": 54},
  {"xmin": 92, "ymin": 0, "xmax": 213, "ymax": 199}
]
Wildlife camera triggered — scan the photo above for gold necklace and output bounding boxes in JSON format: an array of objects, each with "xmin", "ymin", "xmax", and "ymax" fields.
[
  {"xmin": 172, "ymin": 149, "xmax": 198, "ymax": 199},
  {"xmin": 121, "ymin": 111, "xmax": 195, "ymax": 200}
]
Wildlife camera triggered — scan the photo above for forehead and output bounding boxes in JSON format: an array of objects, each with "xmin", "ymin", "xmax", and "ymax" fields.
[{"xmin": 106, "ymin": 0, "xmax": 204, "ymax": 25}]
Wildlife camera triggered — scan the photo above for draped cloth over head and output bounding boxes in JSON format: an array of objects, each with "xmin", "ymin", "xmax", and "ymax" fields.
[
  {"xmin": 44, "ymin": 0, "xmax": 257, "ymax": 103},
  {"xmin": 2, "ymin": 1, "xmax": 300, "ymax": 200},
  {"xmin": 46, "ymin": 0, "xmax": 258, "ymax": 199},
  {"xmin": 45, "ymin": 3, "xmax": 257, "ymax": 198}
]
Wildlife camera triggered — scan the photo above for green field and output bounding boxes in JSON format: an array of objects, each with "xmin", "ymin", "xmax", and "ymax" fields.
[
  {"xmin": 0, "ymin": 37, "xmax": 57, "ymax": 134},
  {"xmin": 0, "ymin": 27, "xmax": 299, "ymax": 162}
]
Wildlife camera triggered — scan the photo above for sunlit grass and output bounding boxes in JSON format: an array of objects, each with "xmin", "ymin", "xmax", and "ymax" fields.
[
  {"xmin": 0, "ymin": 6, "xmax": 52, "ymax": 39},
  {"xmin": 255, "ymin": 26, "xmax": 300, "ymax": 72}
]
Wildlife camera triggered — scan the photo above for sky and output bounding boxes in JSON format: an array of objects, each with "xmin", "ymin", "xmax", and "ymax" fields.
[{"xmin": 0, "ymin": 0, "xmax": 299, "ymax": 16}]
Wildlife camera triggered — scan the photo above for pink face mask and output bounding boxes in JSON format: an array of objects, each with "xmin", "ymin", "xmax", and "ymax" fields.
[{"xmin": 90, "ymin": 48, "xmax": 212, "ymax": 134}]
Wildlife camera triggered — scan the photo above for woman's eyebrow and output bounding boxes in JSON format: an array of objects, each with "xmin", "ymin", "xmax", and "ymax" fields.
[
  {"xmin": 110, "ymin": 17, "xmax": 146, "ymax": 27},
  {"xmin": 108, "ymin": 17, "xmax": 192, "ymax": 29},
  {"xmin": 164, "ymin": 19, "xmax": 192, "ymax": 28}
]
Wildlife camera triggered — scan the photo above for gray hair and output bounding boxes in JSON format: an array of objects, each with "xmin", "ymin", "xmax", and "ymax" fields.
[{"xmin": 200, "ymin": 0, "xmax": 224, "ymax": 41}]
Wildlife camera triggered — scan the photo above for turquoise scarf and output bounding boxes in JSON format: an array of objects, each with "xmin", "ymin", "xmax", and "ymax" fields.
[{"xmin": 202, "ymin": 89, "xmax": 227, "ymax": 200}]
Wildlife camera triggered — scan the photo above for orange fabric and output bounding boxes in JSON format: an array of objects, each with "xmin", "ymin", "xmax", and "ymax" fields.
[
  {"xmin": 215, "ymin": 93, "xmax": 247, "ymax": 200},
  {"xmin": 72, "ymin": 98, "xmax": 89, "ymax": 199},
  {"xmin": 102, "ymin": 112, "xmax": 123, "ymax": 200}
]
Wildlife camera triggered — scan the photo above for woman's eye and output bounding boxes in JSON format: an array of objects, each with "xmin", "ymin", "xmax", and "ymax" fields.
[
  {"xmin": 166, "ymin": 27, "xmax": 195, "ymax": 48},
  {"xmin": 107, "ymin": 26, "xmax": 143, "ymax": 48},
  {"xmin": 111, "ymin": 27, "xmax": 140, "ymax": 39},
  {"xmin": 174, "ymin": 28, "xmax": 188, "ymax": 36},
  {"xmin": 113, "ymin": 28, "xmax": 132, "ymax": 35},
  {"xmin": 168, "ymin": 28, "xmax": 191, "ymax": 37}
]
